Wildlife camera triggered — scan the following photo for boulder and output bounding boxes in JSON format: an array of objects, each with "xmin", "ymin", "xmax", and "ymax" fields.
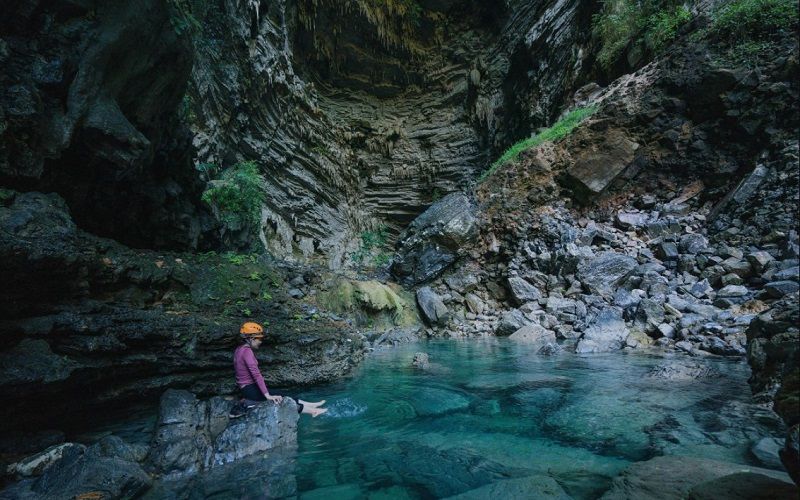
[
  {"xmin": 2, "ymin": 442, "xmax": 152, "ymax": 499},
  {"xmin": 562, "ymin": 129, "xmax": 639, "ymax": 203},
  {"xmin": 680, "ymin": 233, "xmax": 709, "ymax": 254},
  {"xmin": 495, "ymin": 309, "xmax": 531, "ymax": 336},
  {"xmin": 6, "ymin": 443, "xmax": 86, "ymax": 478},
  {"xmin": 506, "ymin": 276, "xmax": 542, "ymax": 305},
  {"xmin": 765, "ymin": 280, "xmax": 800, "ymax": 298},
  {"xmin": 646, "ymin": 362, "xmax": 720, "ymax": 381},
  {"xmin": 508, "ymin": 324, "xmax": 557, "ymax": 350},
  {"xmin": 635, "ymin": 299, "xmax": 665, "ymax": 335},
  {"xmin": 412, "ymin": 352, "xmax": 430, "ymax": 369},
  {"xmin": 687, "ymin": 472, "xmax": 798, "ymax": 499},
  {"xmin": 577, "ymin": 252, "xmax": 638, "ymax": 296},
  {"xmin": 601, "ymin": 456, "xmax": 794, "ymax": 500},
  {"xmin": 392, "ymin": 193, "xmax": 478, "ymax": 285},
  {"xmin": 147, "ymin": 389, "xmax": 298, "ymax": 478},
  {"xmin": 751, "ymin": 437, "xmax": 785, "ymax": 470},
  {"xmin": 464, "ymin": 293, "xmax": 486, "ymax": 314},
  {"xmin": 444, "ymin": 475, "xmax": 572, "ymax": 499},
  {"xmin": 575, "ymin": 307, "xmax": 629, "ymax": 353},
  {"xmin": 615, "ymin": 212, "xmax": 649, "ymax": 229},
  {"xmin": 416, "ymin": 287, "xmax": 450, "ymax": 326}
]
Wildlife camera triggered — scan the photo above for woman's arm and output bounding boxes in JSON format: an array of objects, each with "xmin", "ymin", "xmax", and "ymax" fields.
[{"xmin": 243, "ymin": 348, "xmax": 282, "ymax": 402}]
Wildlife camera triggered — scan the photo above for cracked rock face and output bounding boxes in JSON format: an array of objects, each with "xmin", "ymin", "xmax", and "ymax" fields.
[{"xmin": 188, "ymin": 0, "xmax": 595, "ymax": 266}]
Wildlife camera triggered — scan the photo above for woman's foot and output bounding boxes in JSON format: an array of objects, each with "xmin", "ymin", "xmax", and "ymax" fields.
[
  {"xmin": 298, "ymin": 399, "xmax": 326, "ymax": 408},
  {"xmin": 308, "ymin": 407, "xmax": 327, "ymax": 418}
]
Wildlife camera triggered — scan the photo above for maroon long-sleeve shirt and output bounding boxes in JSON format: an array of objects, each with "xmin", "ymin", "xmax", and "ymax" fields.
[{"xmin": 233, "ymin": 344, "xmax": 269, "ymax": 396}]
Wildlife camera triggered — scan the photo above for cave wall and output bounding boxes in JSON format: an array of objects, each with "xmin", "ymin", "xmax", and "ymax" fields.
[
  {"xmin": 187, "ymin": 0, "xmax": 597, "ymax": 267},
  {"xmin": 0, "ymin": 0, "xmax": 215, "ymax": 249}
]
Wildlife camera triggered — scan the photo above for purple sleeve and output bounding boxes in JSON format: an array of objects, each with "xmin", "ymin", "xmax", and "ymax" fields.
[{"xmin": 243, "ymin": 348, "xmax": 269, "ymax": 396}]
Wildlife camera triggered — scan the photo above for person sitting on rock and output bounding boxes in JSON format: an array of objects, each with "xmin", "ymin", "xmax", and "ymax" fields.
[{"xmin": 229, "ymin": 321, "xmax": 327, "ymax": 418}]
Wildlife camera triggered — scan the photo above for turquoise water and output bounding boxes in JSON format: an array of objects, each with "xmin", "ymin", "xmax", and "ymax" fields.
[{"xmin": 292, "ymin": 340, "xmax": 783, "ymax": 499}]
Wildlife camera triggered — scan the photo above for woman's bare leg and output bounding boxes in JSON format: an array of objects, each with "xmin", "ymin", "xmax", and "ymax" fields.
[{"xmin": 298, "ymin": 399, "xmax": 325, "ymax": 407}]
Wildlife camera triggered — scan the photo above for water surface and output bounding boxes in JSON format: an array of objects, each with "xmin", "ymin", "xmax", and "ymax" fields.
[{"xmin": 292, "ymin": 340, "xmax": 782, "ymax": 499}]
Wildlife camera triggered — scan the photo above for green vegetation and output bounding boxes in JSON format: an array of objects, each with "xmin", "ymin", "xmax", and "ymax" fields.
[
  {"xmin": 224, "ymin": 252, "xmax": 258, "ymax": 265},
  {"xmin": 709, "ymin": 0, "xmax": 797, "ymax": 45},
  {"xmin": 350, "ymin": 226, "xmax": 391, "ymax": 266},
  {"xmin": 592, "ymin": 0, "xmax": 692, "ymax": 70},
  {"xmin": 202, "ymin": 161, "xmax": 266, "ymax": 228},
  {"xmin": 479, "ymin": 106, "xmax": 598, "ymax": 182}
]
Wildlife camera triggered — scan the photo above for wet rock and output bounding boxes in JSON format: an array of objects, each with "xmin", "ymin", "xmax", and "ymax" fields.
[
  {"xmin": 93, "ymin": 435, "xmax": 148, "ymax": 464},
  {"xmin": 2, "ymin": 442, "xmax": 152, "ymax": 499},
  {"xmin": 506, "ymin": 276, "xmax": 542, "ymax": 304},
  {"xmin": 412, "ymin": 352, "xmax": 430, "ymax": 369},
  {"xmin": 577, "ymin": 252, "xmax": 637, "ymax": 295},
  {"xmin": 601, "ymin": 456, "xmax": 793, "ymax": 500},
  {"xmin": 445, "ymin": 475, "xmax": 572, "ymax": 499},
  {"xmin": 575, "ymin": 307, "xmax": 629, "ymax": 353},
  {"xmin": 687, "ymin": 472, "xmax": 798, "ymax": 500},
  {"xmin": 416, "ymin": 287, "xmax": 450, "ymax": 326},
  {"xmin": 392, "ymin": 194, "xmax": 478, "ymax": 285},
  {"xmin": 147, "ymin": 389, "xmax": 298, "ymax": 478},
  {"xmin": 646, "ymin": 362, "xmax": 720, "ymax": 381},
  {"xmin": 751, "ymin": 437, "xmax": 785, "ymax": 470},
  {"xmin": 6, "ymin": 443, "xmax": 86, "ymax": 478}
]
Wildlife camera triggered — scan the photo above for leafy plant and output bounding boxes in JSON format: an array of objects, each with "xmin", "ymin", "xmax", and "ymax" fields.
[
  {"xmin": 248, "ymin": 272, "xmax": 263, "ymax": 281},
  {"xmin": 202, "ymin": 161, "xmax": 266, "ymax": 228},
  {"xmin": 167, "ymin": 0, "xmax": 202, "ymax": 37},
  {"xmin": 224, "ymin": 252, "xmax": 257, "ymax": 265},
  {"xmin": 350, "ymin": 226, "xmax": 390, "ymax": 265},
  {"xmin": 709, "ymin": 0, "xmax": 797, "ymax": 45},
  {"xmin": 479, "ymin": 106, "xmax": 598, "ymax": 182},
  {"xmin": 261, "ymin": 291, "xmax": 272, "ymax": 301},
  {"xmin": 592, "ymin": 0, "xmax": 692, "ymax": 70}
]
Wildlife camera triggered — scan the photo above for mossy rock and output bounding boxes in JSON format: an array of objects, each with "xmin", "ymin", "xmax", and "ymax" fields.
[{"xmin": 318, "ymin": 279, "xmax": 419, "ymax": 328}]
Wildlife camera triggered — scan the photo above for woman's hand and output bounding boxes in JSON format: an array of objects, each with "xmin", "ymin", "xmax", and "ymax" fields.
[{"xmin": 266, "ymin": 395, "xmax": 283, "ymax": 403}]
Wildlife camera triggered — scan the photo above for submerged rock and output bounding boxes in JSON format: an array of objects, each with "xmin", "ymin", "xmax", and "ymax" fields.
[
  {"xmin": 600, "ymin": 456, "xmax": 794, "ymax": 500},
  {"xmin": 445, "ymin": 475, "xmax": 572, "ymax": 499}
]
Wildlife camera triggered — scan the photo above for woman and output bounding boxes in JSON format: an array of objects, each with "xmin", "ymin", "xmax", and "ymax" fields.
[{"xmin": 230, "ymin": 321, "xmax": 327, "ymax": 418}]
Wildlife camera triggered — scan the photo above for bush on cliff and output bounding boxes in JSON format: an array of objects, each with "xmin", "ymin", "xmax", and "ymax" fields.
[
  {"xmin": 592, "ymin": 0, "xmax": 692, "ymax": 70},
  {"xmin": 202, "ymin": 160, "xmax": 266, "ymax": 229},
  {"xmin": 709, "ymin": 0, "xmax": 797, "ymax": 44}
]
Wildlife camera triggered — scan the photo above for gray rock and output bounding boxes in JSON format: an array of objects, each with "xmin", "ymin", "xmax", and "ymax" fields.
[
  {"xmin": 416, "ymin": 287, "xmax": 450, "ymax": 326},
  {"xmin": 444, "ymin": 475, "xmax": 572, "ymax": 499},
  {"xmin": 646, "ymin": 220, "xmax": 682, "ymax": 238},
  {"xmin": 563, "ymin": 129, "xmax": 639, "ymax": 202},
  {"xmin": 147, "ymin": 389, "xmax": 298, "ymax": 478},
  {"xmin": 577, "ymin": 251, "xmax": 637, "ymax": 295},
  {"xmin": 635, "ymin": 299, "xmax": 665, "ymax": 335},
  {"xmin": 288, "ymin": 288, "xmax": 305, "ymax": 299},
  {"xmin": 412, "ymin": 352, "xmax": 430, "ymax": 369},
  {"xmin": 773, "ymin": 266, "xmax": 800, "ymax": 282},
  {"xmin": 601, "ymin": 455, "xmax": 793, "ymax": 500},
  {"xmin": 765, "ymin": 281, "xmax": 800, "ymax": 298},
  {"xmin": 392, "ymin": 194, "xmax": 478, "ymax": 285},
  {"xmin": 751, "ymin": 437, "xmax": 785, "ymax": 470},
  {"xmin": 575, "ymin": 307, "xmax": 629, "ymax": 353},
  {"xmin": 464, "ymin": 293, "xmax": 486, "ymax": 314},
  {"xmin": 506, "ymin": 276, "xmax": 542, "ymax": 305},
  {"xmin": 496, "ymin": 309, "xmax": 531, "ymax": 336},
  {"xmin": 508, "ymin": 324, "xmax": 557, "ymax": 349},
  {"xmin": 747, "ymin": 251, "xmax": 775, "ymax": 273},
  {"xmin": 687, "ymin": 472, "xmax": 798, "ymax": 499},
  {"xmin": 656, "ymin": 242, "xmax": 680, "ymax": 261},
  {"xmin": 615, "ymin": 212, "xmax": 649, "ymax": 229},
  {"xmin": 6, "ymin": 443, "xmax": 86, "ymax": 478},
  {"xmin": 717, "ymin": 285, "xmax": 749, "ymax": 297},
  {"xmin": 646, "ymin": 362, "xmax": 720, "ymax": 381},
  {"xmin": 680, "ymin": 233, "xmax": 709, "ymax": 254}
]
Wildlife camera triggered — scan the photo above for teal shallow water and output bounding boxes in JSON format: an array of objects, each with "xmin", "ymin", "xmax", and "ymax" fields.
[
  {"xmin": 292, "ymin": 340, "xmax": 783, "ymax": 499},
  {"xmin": 85, "ymin": 339, "xmax": 784, "ymax": 499}
]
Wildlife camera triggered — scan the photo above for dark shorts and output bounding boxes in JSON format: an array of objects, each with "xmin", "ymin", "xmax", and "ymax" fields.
[{"xmin": 240, "ymin": 383, "xmax": 303, "ymax": 413}]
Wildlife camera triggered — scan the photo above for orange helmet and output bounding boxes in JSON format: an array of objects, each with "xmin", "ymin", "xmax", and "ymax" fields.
[{"xmin": 240, "ymin": 322, "xmax": 265, "ymax": 338}]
